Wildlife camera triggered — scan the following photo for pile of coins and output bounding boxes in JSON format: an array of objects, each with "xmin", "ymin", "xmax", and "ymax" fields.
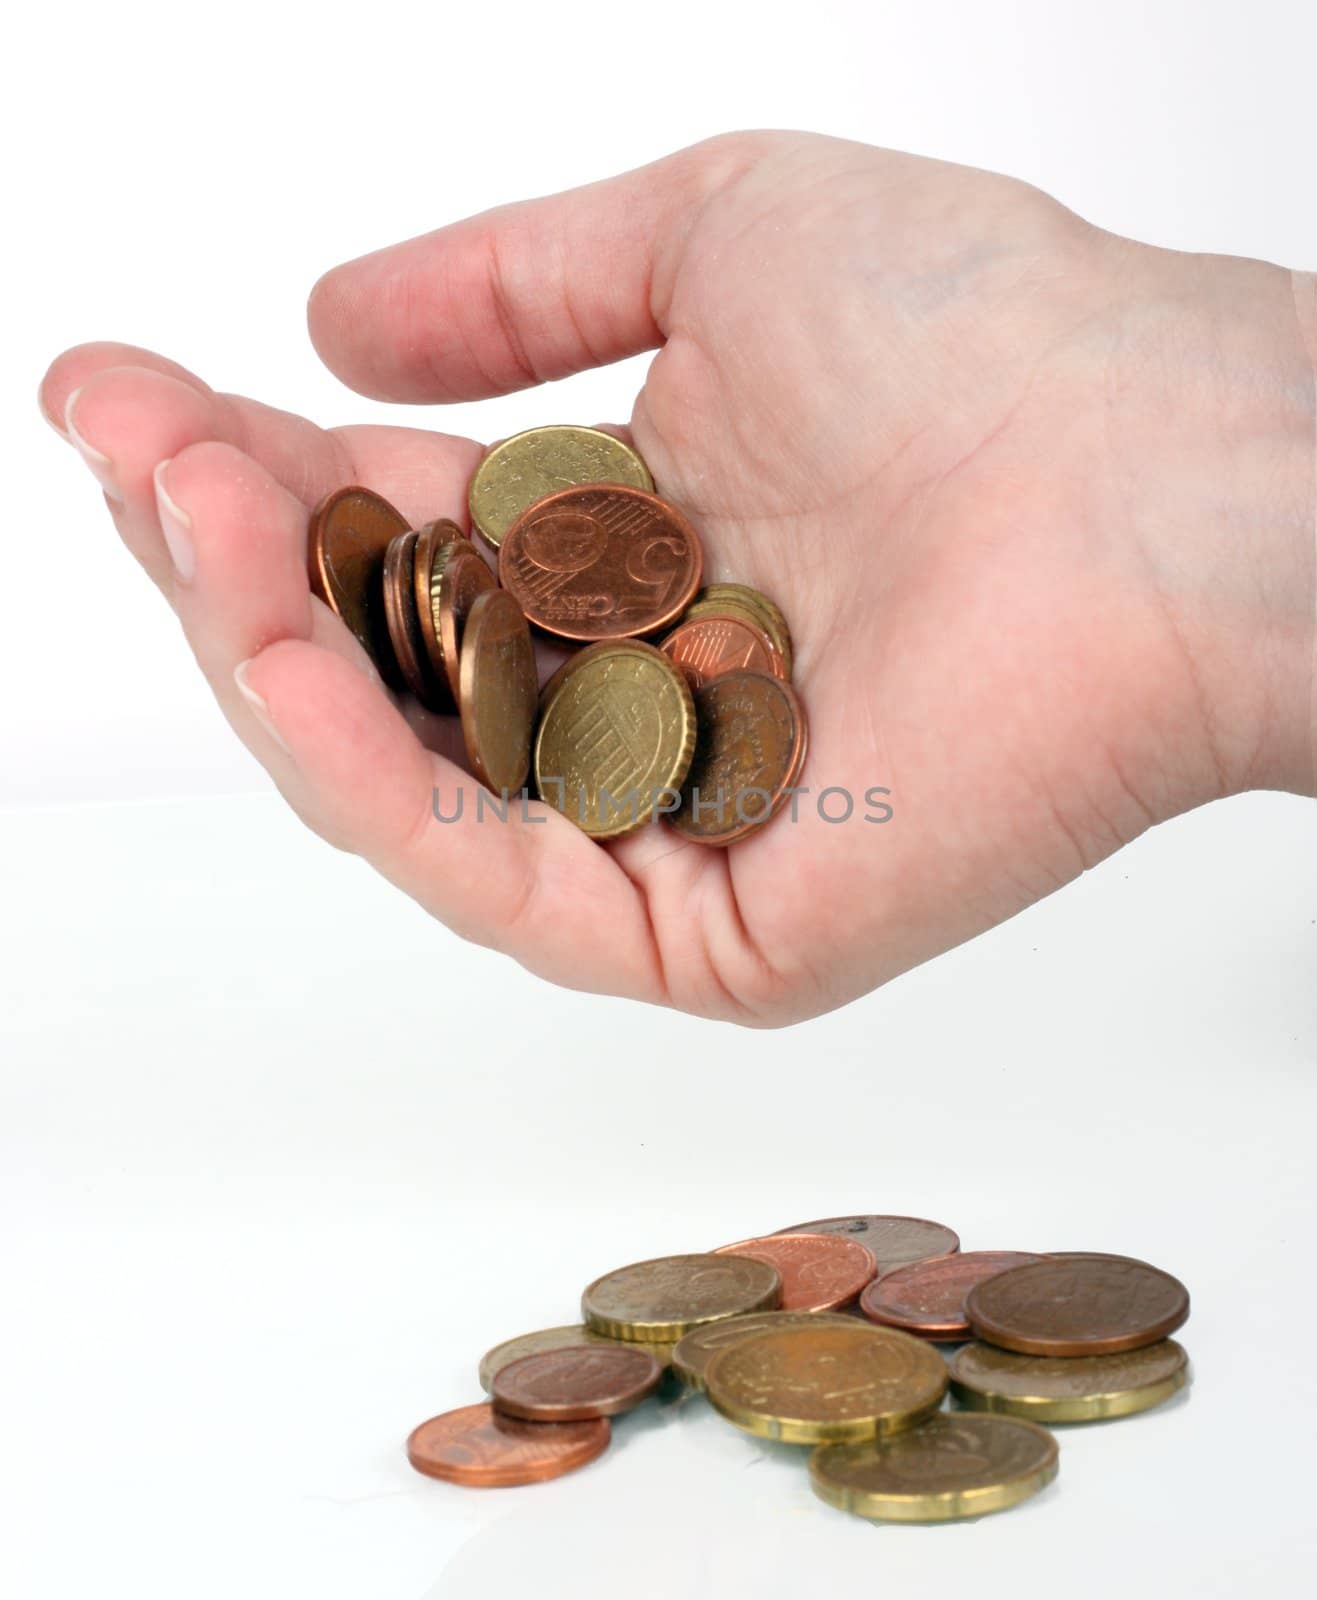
[
  {"xmin": 406, "ymin": 1213, "xmax": 1191, "ymax": 1522},
  {"xmin": 306, "ymin": 425, "xmax": 806, "ymax": 842}
]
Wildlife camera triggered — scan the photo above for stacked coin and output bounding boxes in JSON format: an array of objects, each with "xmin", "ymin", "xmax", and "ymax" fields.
[
  {"xmin": 307, "ymin": 425, "xmax": 807, "ymax": 843},
  {"xmin": 406, "ymin": 1212, "xmax": 1191, "ymax": 1518}
]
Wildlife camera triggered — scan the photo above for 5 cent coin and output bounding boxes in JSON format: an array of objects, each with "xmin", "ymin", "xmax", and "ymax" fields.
[
  {"xmin": 478, "ymin": 1324, "xmax": 639, "ymax": 1393},
  {"xmin": 406, "ymin": 1403, "xmax": 609, "ymax": 1487},
  {"xmin": 966, "ymin": 1255, "xmax": 1190, "ymax": 1357},
  {"xmin": 499, "ymin": 483, "xmax": 702, "ymax": 641}
]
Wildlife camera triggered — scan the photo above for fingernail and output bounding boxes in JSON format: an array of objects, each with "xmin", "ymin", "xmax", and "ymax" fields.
[
  {"xmin": 234, "ymin": 659, "xmax": 292, "ymax": 756},
  {"xmin": 65, "ymin": 387, "xmax": 123, "ymax": 505},
  {"xmin": 152, "ymin": 459, "xmax": 197, "ymax": 584},
  {"xmin": 38, "ymin": 385, "xmax": 69, "ymax": 441}
]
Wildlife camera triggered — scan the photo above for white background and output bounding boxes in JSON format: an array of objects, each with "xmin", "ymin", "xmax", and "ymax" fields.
[{"xmin": 4, "ymin": 2, "xmax": 1316, "ymax": 1596}]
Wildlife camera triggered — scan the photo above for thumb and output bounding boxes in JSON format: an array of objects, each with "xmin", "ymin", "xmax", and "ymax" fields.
[{"xmin": 306, "ymin": 133, "xmax": 778, "ymax": 404}]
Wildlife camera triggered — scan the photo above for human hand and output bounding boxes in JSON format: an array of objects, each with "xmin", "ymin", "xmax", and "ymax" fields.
[{"xmin": 41, "ymin": 132, "xmax": 1316, "ymax": 1024}]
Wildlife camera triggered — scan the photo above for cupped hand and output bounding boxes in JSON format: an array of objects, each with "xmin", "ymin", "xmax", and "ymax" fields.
[{"xmin": 41, "ymin": 132, "xmax": 1315, "ymax": 1024}]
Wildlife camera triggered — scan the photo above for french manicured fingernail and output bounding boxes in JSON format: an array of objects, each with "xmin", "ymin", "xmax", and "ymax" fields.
[
  {"xmin": 152, "ymin": 459, "xmax": 197, "ymax": 584},
  {"xmin": 64, "ymin": 387, "xmax": 123, "ymax": 504},
  {"xmin": 39, "ymin": 385, "xmax": 69, "ymax": 440},
  {"xmin": 234, "ymin": 660, "xmax": 292, "ymax": 756}
]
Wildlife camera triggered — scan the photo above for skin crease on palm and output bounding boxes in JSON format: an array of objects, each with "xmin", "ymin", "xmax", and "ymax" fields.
[{"xmin": 40, "ymin": 131, "xmax": 1317, "ymax": 1027}]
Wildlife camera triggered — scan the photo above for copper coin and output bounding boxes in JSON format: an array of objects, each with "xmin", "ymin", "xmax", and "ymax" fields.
[
  {"xmin": 307, "ymin": 486, "xmax": 410, "ymax": 681},
  {"xmin": 491, "ymin": 1344, "xmax": 664, "ymax": 1422},
  {"xmin": 412, "ymin": 519, "xmax": 470, "ymax": 708},
  {"xmin": 382, "ymin": 530, "xmax": 438, "ymax": 704},
  {"xmin": 478, "ymin": 1323, "xmax": 644, "ymax": 1393},
  {"xmin": 774, "ymin": 1215, "xmax": 961, "ymax": 1274},
  {"xmin": 860, "ymin": 1251, "xmax": 1046, "ymax": 1342},
  {"xmin": 713, "ymin": 1233, "xmax": 877, "ymax": 1312},
  {"xmin": 966, "ymin": 1255, "xmax": 1190, "ymax": 1357},
  {"xmin": 498, "ymin": 483, "xmax": 702, "ymax": 642},
  {"xmin": 659, "ymin": 612, "xmax": 788, "ymax": 690},
  {"xmin": 406, "ymin": 1403, "xmax": 609, "ymax": 1487},
  {"xmin": 427, "ymin": 537, "xmax": 496, "ymax": 709},
  {"xmin": 459, "ymin": 588, "xmax": 538, "ymax": 795},
  {"xmin": 671, "ymin": 670, "xmax": 808, "ymax": 846}
]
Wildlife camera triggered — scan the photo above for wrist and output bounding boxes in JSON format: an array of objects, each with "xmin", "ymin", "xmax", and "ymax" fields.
[{"xmin": 1112, "ymin": 245, "xmax": 1316, "ymax": 802}]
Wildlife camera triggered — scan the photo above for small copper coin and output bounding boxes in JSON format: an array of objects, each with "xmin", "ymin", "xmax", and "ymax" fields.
[
  {"xmin": 382, "ymin": 529, "xmax": 440, "ymax": 703},
  {"xmin": 672, "ymin": 1310, "xmax": 859, "ymax": 1390},
  {"xmin": 412, "ymin": 519, "xmax": 471, "ymax": 708},
  {"xmin": 491, "ymin": 1344, "xmax": 664, "ymax": 1422},
  {"xmin": 499, "ymin": 483, "xmax": 702, "ymax": 642},
  {"xmin": 950, "ymin": 1338, "xmax": 1190, "ymax": 1423},
  {"xmin": 406, "ymin": 1403, "xmax": 609, "ymax": 1487},
  {"xmin": 659, "ymin": 612, "xmax": 788, "ymax": 689},
  {"xmin": 478, "ymin": 1323, "xmax": 642, "ymax": 1393},
  {"xmin": 582, "ymin": 1253, "xmax": 782, "ymax": 1342},
  {"xmin": 966, "ymin": 1255, "xmax": 1190, "ymax": 1357},
  {"xmin": 860, "ymin": 1251, "xmax": 1046, "ymax": 1342},
  {"xmin": 774, "ymin": 1215, "xmax": 961, "ymax": 1274},
  {"xmin": 672, "ymin": 671, "xmax": 808, "ymax": 845},
  {"xmin": 459, "ymin": 588, "xmax": 538, "ymax": 795},
  {"xmin": 697, "ymin": 584, "xmax": 793, "ymax": 670},
  {"xmin": 713, "ymin": 1233, "xmax": 876, "ymax": 1312},
  {"xmin": 307, "ymin": 486, "xmax": 410, "ymax": 681},
  {"xmin": 705, "ymin": 1322, "xmax": 948, "ymax": 1445}
]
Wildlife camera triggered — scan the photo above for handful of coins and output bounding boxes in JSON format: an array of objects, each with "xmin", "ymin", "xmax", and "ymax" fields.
[
  {"xmin": 307, "ymin": 425, "xmax": 806, "ymax": 842},
  {"xmin": 407, "ymin": 1212, "xmax": 1191, "ymax": 1522}
]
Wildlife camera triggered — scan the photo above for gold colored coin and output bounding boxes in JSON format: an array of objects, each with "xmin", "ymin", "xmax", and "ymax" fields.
[
  {"xmin": 468, "ymin": 425, "xmax": 654, "ymax": 550},
  {"xmin": 459, "ymin": 589, "xmax": 538, "ymax": 795},
  {"xmin": 428, "ymin": 538, "xmax": 496, "ymax": 708},
  {"xmin": 704, "ymin": 1322, "xmax": 947, "ymax": 1445},
  {"xmin": 534, "ymin": 640, "xmax": 696, "ymax": 839},
  {"xmin": 949, "ymin": 1339, "xmax": 1190, "ymax": 1423},
  {"xmin": 672, "ymin": 1310, "xmax": 858, "ymax": 1391},
  {"xmin": 810, "ymin": 1412, "xmax": 1058, "ymax": 1522},
  {"xmin": 692, "ymin": 586, "xmax": 793, "ymax": 673},
  {"xmin": 478, "ymin": 1324, "xmax": 651, "ymax": 1394},
  {"xmin": 581, "ymin": 1254, "xmax": 782, "ymax": 1342}
]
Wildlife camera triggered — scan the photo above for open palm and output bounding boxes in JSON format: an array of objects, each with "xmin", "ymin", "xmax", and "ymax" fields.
[{"xmin": 42, "ymin": 132, "xmax": 1313, "ymax": 1024}]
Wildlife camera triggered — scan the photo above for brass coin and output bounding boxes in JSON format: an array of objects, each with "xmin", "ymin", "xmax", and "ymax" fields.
[
  {"xmin": 672, "ymin": 1310, "xmax": 858, "ymax": 1391},
  {"xmin": 704, "ymin": 1322, "xmax": 947, "ymax": 1445},
  {"xmin": 469, "ymin": 425, "xmax": 654, "ymax": 550},
  {"xmin": 810, "ymin": 1412, "xmax": 1058, "ymax": 1522},
  {"xmin": 307, "ymin": 486, "xmax": 410, "ymax": 681},
  {"xmin": 950, "ymin": 1338, "xmax": 1190, "ymax": 1423},
  {"xmin": 966, "ymin": 1256, "xmax": 1190, "ymax": 1357},
  {"xmin": 429, "ymin": 538, "xmax": 496, "ymax": 709},
  {"xmin": 458, "ymin": 589, "xmax": 538, "ymax": 795},
  {"xmin": 774, "ymin": 1214, "xmax": 961, "ymax": 1273},
  {"xmin": 672, "ymin": 670, "xmax": 808, "ymax": 846},
  {"xmin": 478, "ymin": 1323, "xmax": 645, "ymax": 1393},
  {"xmin": 382, "ymin": 530, "xmax": 437, "ymax": 703},
  {"xmin": 491, "ymin": 1344, "xmax": 664, "ymax": 1422},
  {"xmin": 534, "ymin": 640, "xmax": 696, "ymax": 839},
  {"xmin": 413, "ymin": 520, "xmax": 471, "ymax": 708},
  {"xmin": 697, "ymin": 584, "xmax": 793, "ymax": 671},
  {"xmin": 582, "ymin": 1254, "xmax": 782, "ymax": 1342}
]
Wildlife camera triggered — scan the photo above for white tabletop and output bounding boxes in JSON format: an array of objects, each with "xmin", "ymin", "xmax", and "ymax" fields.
[{"xmin": 4, "ymin": 787, "xmax": 1315, "ymax": 1598}]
